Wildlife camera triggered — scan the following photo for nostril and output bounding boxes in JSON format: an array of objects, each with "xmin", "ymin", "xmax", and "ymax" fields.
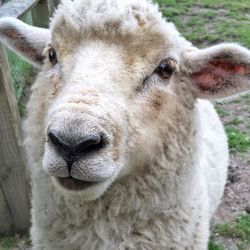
[
  {"xmin": 74, "ymin": 134, "xmax": 105, "ymax": 155},
  {"xmin": 47, "ymin": 130, "xmax": 105, "ymax": 172},
  {"xmin": 75, "ymin": 134, "xmax": 101, "ymax": 152},
  {"xmin": 47, "ymin": 130, "xmax": 105, "ymax": 157},
  {"xmin": 48, "ymin": 131, "xmax": 69, "ymax": 152}
]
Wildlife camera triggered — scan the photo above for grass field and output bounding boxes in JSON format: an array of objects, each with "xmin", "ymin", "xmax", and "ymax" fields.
[
  {"xmin": 156, "ymin": 0, "xmax": 250, "ymax": 48},
  {"xmin": 0, "ymin": 0, "xmax": 250, "ymax": 249}
]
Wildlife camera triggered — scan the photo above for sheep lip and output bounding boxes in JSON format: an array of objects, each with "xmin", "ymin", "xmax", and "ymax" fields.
[{"xmin": 56, "ymin": 177, "xmax": 99, "ymax": 191}]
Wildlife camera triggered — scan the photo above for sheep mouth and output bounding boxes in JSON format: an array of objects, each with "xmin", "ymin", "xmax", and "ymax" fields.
[{"xmin": 56, "ymin": 177, "xmax": 99, "ymax": 191}]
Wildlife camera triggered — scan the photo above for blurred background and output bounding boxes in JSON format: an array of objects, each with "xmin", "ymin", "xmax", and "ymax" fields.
[{"xmin": 0, "ymin": 0, "xmax": 249, "ymax": 249}]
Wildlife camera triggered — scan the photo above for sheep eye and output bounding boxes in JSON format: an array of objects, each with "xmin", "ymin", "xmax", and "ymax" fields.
[
  {"xmin": 48, "ymin": 48, "xmax": 58, "ymax": 65},
  {"xmin": 155, "ymin": 58, "xmax": 176, "ymax": 79}
]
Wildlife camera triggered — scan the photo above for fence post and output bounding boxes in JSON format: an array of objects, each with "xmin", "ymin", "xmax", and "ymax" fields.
[
  {"xmin": 0, "ymin": 44, "xmax": 30, "ymax": 234},
  {"xmin": 32, "ymin": 0, "xmax": 50, "ymax": 27}
]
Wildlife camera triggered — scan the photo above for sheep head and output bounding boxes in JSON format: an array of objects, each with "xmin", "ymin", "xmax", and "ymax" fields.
[{"xmin": 0, "ymin": 0, "xmax": 249, "ymax": 201}]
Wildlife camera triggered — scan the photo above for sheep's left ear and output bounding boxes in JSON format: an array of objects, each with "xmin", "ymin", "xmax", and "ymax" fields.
[
  {"xmin": 184, "ymin": 43, "xmax": 250, "ymax": 99},
  {"xmin": 0, "ymin": 17, "xmax": 51, "ymax": 68}
]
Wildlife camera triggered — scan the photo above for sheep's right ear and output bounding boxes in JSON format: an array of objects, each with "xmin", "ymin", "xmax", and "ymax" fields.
[
  {"xmin": 0, "ymin": 17, "xmax": 51, "ymax": 68},
  {"xmin": 184, "ymin": 43, "xmax": 250, "ymax": 99}
]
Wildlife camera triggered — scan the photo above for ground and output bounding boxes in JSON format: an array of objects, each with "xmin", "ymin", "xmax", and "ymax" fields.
[
  {"xmin": 0, "ymin": 0, "xmax": 249, "ymax": 249},
  {"xmin": 211, "ymin": 96, "xmax": 250, "ymax": 250}
]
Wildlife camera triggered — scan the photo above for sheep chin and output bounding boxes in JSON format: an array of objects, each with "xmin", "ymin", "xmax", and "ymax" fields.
[{"xmin": 51, "ymin": 175, "xmax": 116, "ymax": 201}]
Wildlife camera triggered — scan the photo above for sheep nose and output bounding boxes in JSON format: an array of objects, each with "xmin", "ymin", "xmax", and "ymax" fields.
[{"xmin": 47, "ymin": 131, "xmax": 103, "ymax": 169}]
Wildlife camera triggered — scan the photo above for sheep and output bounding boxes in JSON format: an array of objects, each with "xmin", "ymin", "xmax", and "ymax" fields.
[{"xmin": 0, "ymin": 0, "xmax": 250, "ymax": 249}]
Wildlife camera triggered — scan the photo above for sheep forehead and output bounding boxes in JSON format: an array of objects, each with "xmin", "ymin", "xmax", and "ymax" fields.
[
  {"xmin": 50, "ymin": 0, "xmax": 186, "ymax": 54},
  {"xmin": 51, "ymin": 0, "xmax": 162, "ymax": 32}
]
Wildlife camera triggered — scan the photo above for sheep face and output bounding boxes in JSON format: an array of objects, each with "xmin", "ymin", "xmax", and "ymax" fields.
[
  {"xmin": 35, "ymin": 0, "xmax": 197, "ymax": 200},
  {"xmin": 41, "ymin": 29, "xmax": 191, "ymax": 200}
]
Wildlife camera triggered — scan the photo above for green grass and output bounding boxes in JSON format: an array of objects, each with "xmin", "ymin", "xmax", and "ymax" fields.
[
  {"xmin": 155, "ymin": 0, "xmax": 250, "ymax": 47},
  {"xmin": 228, "ymin": 98, "xmax": 243, "ymax": 104},
  {"xmin": 216, "ymin": 95, "xmax": 250, "ymax": 155},
  {"xmin": 215, "ymin": 108, "xmax": 229, "ymax": 118},
  {"xmin": 0, "ymin": 234, "xmax": 31, "ymax": 250},
  {"xmin": 8, "ymin": 50, "xmax": 32, "ymax": 98},
  {"xmin": 8, "ymin": 50, "xmax": 32, "ymax": 116},
  {"xmin": 225, "ymin": 127, "xmax": 250, "ymax": 153},
  {"xmin": 225, "ymin": 118, "xmax": 242, "ymax": 126},
  {"xmin": 0, "ymin": 235, "xmax": 18, "ymax": 250},
  {"xmin": 241, "ymin": 94, "xmax": 250, "ymax": 105},
  {"xmin": 214, "ymin": 215, "xmax": 250, "ymax": 243},
  {"xmin": 208, "ymin": 240, "xmax": 224, "ymax": 250},
  {"xmin": 247, "ymin": 123, "xmax": 250, "ymax": 130}
]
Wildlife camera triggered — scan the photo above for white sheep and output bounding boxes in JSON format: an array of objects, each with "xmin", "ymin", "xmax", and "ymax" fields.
[{"xmin": 0, "ymin": 0, "xmax": 250, "ymax": 249}]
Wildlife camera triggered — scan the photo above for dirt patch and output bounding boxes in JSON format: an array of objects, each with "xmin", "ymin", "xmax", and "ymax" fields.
[{"xmin": 212, "ymin": 155, "xmax": 250, "ymax": 224}]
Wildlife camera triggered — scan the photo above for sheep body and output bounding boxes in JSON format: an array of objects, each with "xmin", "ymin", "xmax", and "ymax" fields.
[
  {"xmin": 23, "ymin": 1, "xmax": 229, "ymax": 249},
  {"xmin": 26, "ymin": 84, "xmax": 227, "ymax": 249}
]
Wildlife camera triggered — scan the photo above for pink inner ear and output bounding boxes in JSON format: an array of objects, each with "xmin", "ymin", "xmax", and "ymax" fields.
[{"xmin": 191, "ymin": 60, "xmax": 250, "ymax": 90}]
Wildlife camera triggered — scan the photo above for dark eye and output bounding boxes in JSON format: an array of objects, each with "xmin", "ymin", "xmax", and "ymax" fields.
[
  {"xmin": 48, "ymin": 48, "xmax": 58, "ymax": 65},
  {"xmin": 155, "ymin": 58, "xmax": 176, "ymax": 79}
]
